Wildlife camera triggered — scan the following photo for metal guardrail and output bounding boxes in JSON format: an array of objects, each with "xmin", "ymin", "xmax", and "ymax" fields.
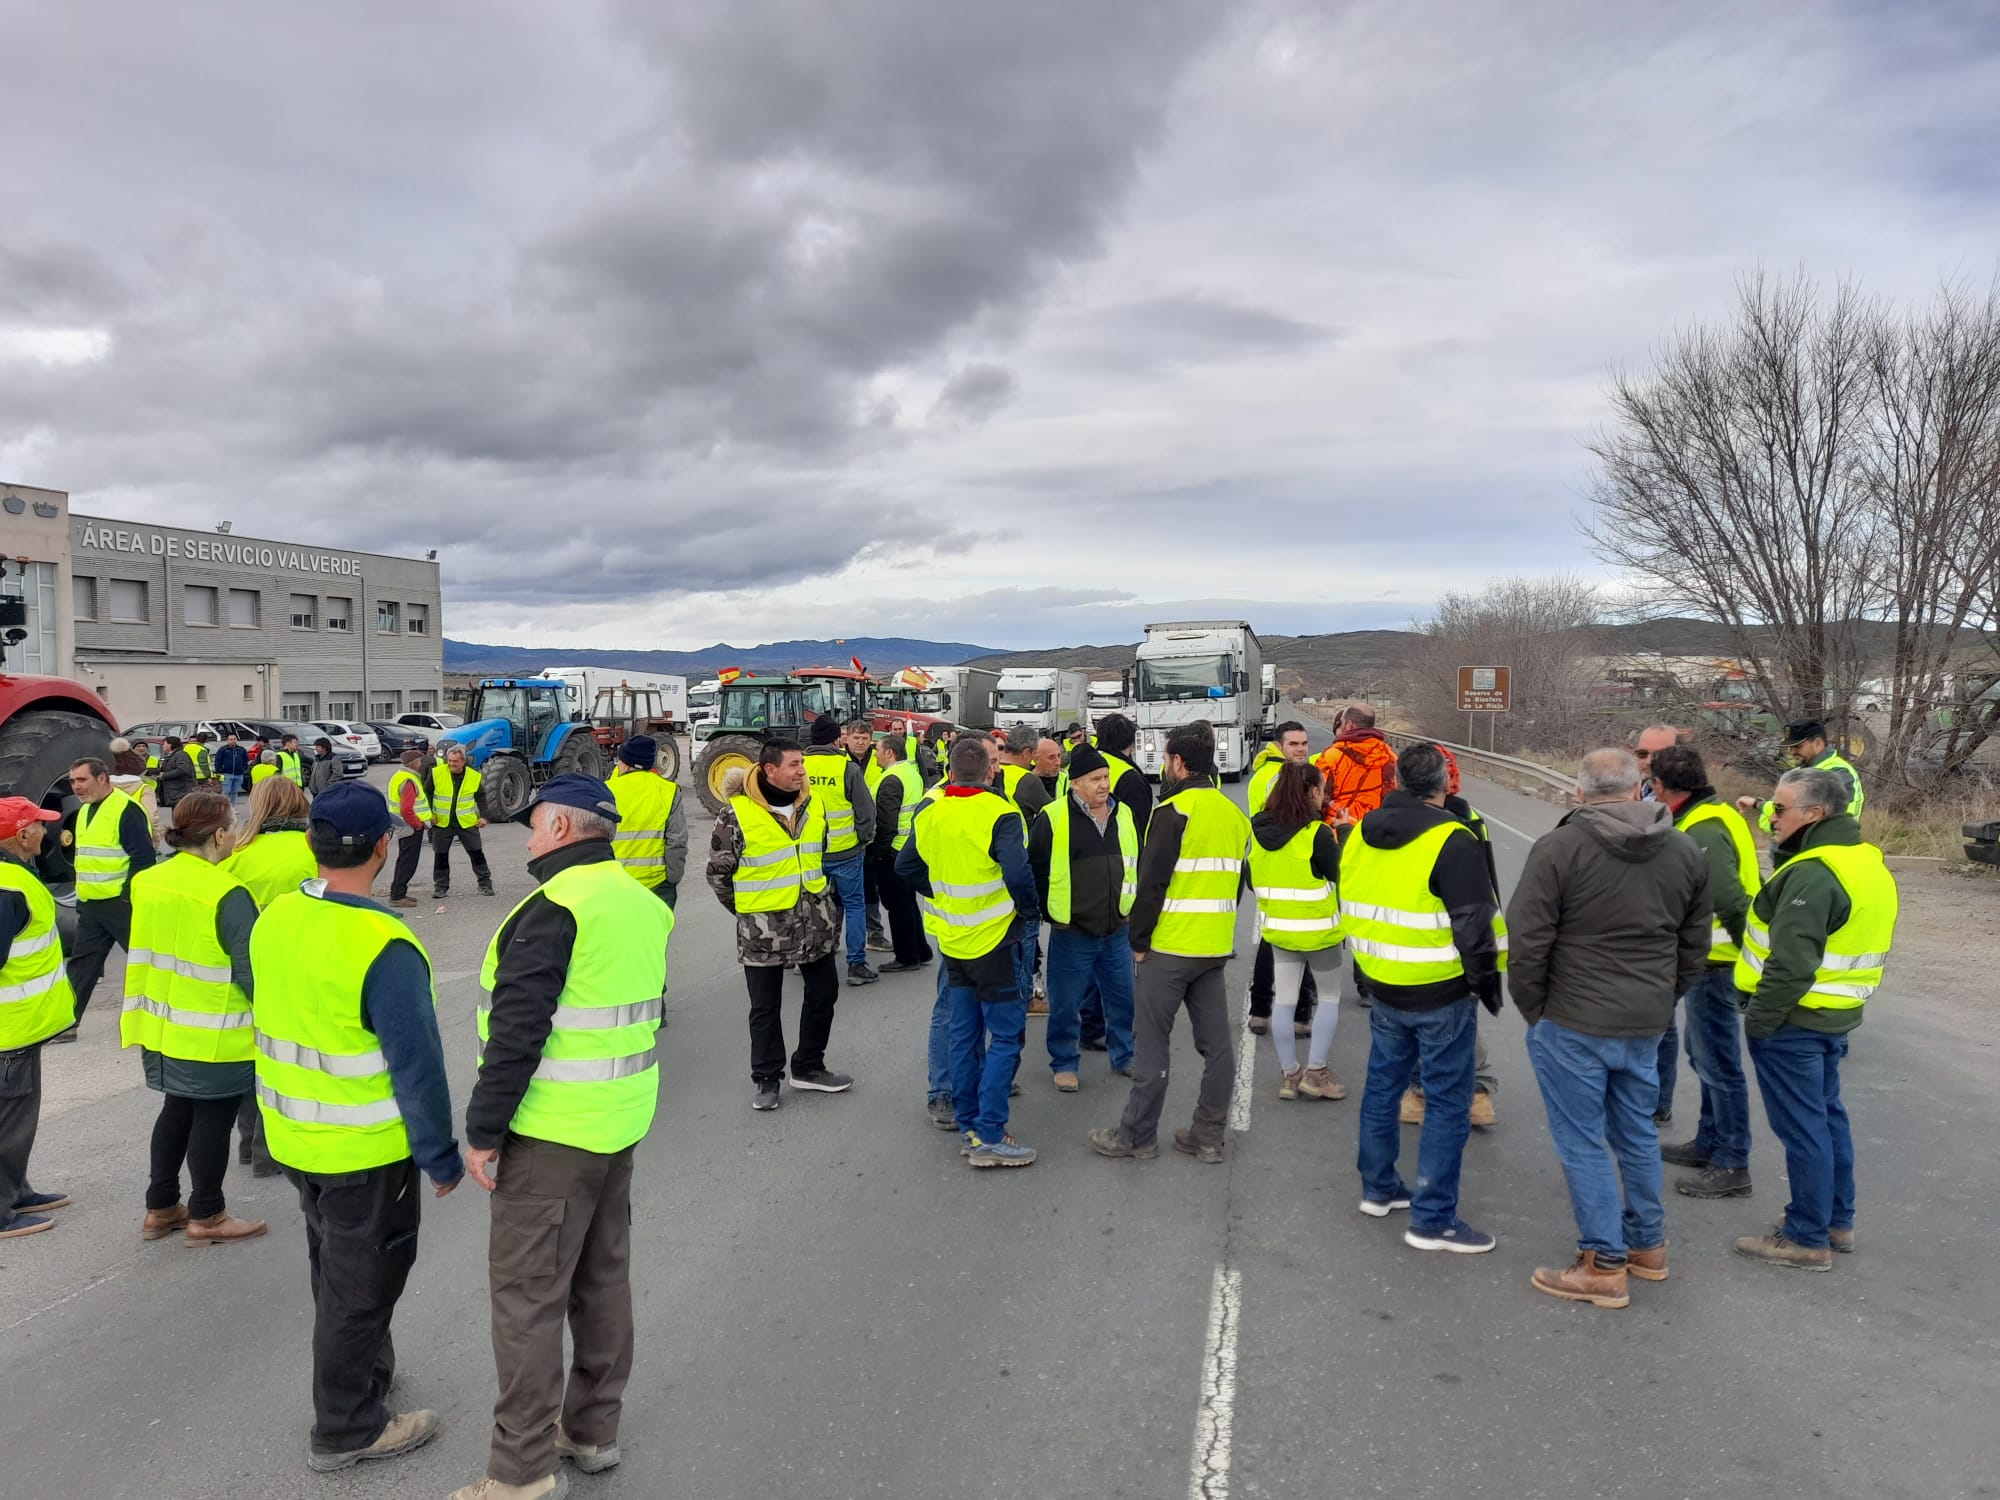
[{"xmin": 1378, "ymin": 728, "xmax": 1575, "ymax": 796}]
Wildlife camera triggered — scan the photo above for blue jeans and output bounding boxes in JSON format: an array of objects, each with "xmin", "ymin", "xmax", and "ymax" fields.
[
  {"xmin": 1746, "ymin": 1025, "xmax": 1854, "ymax": 1248},
  {"xmin": 1527, "ymin": 1019, "xmax": 1667, "ymax": 1257},
  {"xmin": 1682, "ymin": 968, "xmax": 1752, "ymax": 1169},
  {"xmin": 825, "ymin": 855, "xmax": 867, "ymax": 968},
  {"xmin": 948, "ymin": 938, "xmax": 1027, "ymax": 1140},
  {"xmin": 1654, "ymin": 1014, "xmax": 1679, "ymax": 1116},
  {"xmin": 1356, "ymin": 1000, "xmax": 1476, "ymax": 1233},
  {"xmin": 1045, "ymin": 927, "xmax": 1135, "ymax": 1073},
  {"xmin": 927, "ymin": 960, "xmax": 979, "ymax": 1104},
  {"xmin": 221, "ymin": 774, "xmax": 244, "ymax": 800}
]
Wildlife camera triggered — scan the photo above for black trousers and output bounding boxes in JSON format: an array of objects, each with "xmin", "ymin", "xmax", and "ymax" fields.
[
  {"xmin": 745, "ymin": 952, "xmax": 841, "ymax": 1083},
  {"xmin": 148, "ymin": 1093, "xmax": 241, "ymax": 1219},
  {"xmin": 66, "ymin": 895, "xmax": 133, "ymax": 1021},
  {"xmin": 1247, "ymin": 937, "xmax": 1317, "ymax": 1021},
  {"xmin": 870, "ymin": 850, "xmax": 931, "ymax": 964},
  {"xmin": 431, "ymin": 824, "xmax": 492, "ymax": 894},
  {"xmin": 0, "ymin": 1044, "xmax": 46, "ymax": 1217},
  {"xmin": 287, "ymin": 1156, "xmax": 422, "ymax": 1457},
  {"xmin": 390, "ymin": 827, "xmax": 426, "ymax": 899}
]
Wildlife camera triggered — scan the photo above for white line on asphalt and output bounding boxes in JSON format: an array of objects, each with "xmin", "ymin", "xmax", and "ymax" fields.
[
  {"xmin": 1229, "ymin": 1021, "xmax": 1256, "ymax": 1133},
  {"xmin": 1187, "ymin": 1261, "xmax": 1242, "ymax": 1500},
  {"xmin": 1475, "ymin": 809, "xmax": 1533, "ymax": 844},
  {"xmin": 0, "ymin": 1261, "xmax": 133, "ymax": 1336}
]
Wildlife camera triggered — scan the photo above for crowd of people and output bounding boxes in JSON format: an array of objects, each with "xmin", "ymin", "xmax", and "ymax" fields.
[{"xmin": 0, "ymin": 700, "xmax": 1897, "ymax": 1488}]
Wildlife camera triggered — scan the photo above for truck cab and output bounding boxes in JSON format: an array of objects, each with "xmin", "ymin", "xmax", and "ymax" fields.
[
  {"xmin": 437, "ymin": 677, "xmax": 606, "ymax": 819},
  {"xmin": 1131, "ymin": 621, "xmax": 1267, "ymax": 780}
]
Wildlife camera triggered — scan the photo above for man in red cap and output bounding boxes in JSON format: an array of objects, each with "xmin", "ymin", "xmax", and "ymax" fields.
[{"xmin": 0, "ymin": 795, "xmax": 74, "ymax": 1238}]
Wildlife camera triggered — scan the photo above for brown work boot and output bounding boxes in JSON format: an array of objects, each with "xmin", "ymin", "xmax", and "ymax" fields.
[
  {"xmin": 1025, "ymin": 994, "xmax": 1050, "ymax": 1017},
  {"xmin": 1734, "ymin": 1230, "xmax": 1832, "ymax": 1272},
  {"xmin": 1626, "ymin": 1243, "xmax": 1669, "ymax": 1282},
  {"xmin": 1173, "ymin": 1127, "xmax": 1225, "ymax": 1165},
  {"xmin": 1399, "ymin": 1089, "xmax": 1425, "ymax": 1125},
  {"xmin": 1469, "ymin": 1090, "xmax": 1497, "ymax": 1128},
  {"xmin": 389, "ymin": 896, "xmax": 418, "ymax": 909},
  {"xmin": 1277, "ymin": 1066, "xmax": 1302, "ymax": 1101},
  {"xmin": 448, "ymin": 1475, "xmax": 569, "ymax": 1500},
  {"xmin": 306, "ymin": 1408, "xmax": 443, "ymax": 1472},
  {"xmin": 1829, "ymin": 1227, "xmax": 1855, "ymax": 1255},
  {"xmin": 1087, "ymin": 1126, "xmax": 1159, "ymax": 1160},
  {"xmin": 1531, "ymin": 1251, "xmax": 1630, "ymax": 1308},
  {"xmin": 1051, "ymin": 1071, "xmax": 1079, "ymax": 1093},
  {"xmin": 554, "ymin": 1424, "xmax": 621, "ymax": 1474},
  {"xmin": 185, "ymin": 1211, "xmax": 268, "ymax": 1245},
  {"xmin": 1300, "ymin": 1066, "xmax": 1346, "ymax": 1100},
  {"xmin": 142, "ymin": 1204, "xmax": 190, "ymax": 1241}
]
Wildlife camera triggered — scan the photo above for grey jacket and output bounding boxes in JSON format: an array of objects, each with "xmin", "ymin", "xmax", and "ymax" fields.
[{"xmin": 1505, "ymin": 800, "xmax": 1711, "ymax": 1037}]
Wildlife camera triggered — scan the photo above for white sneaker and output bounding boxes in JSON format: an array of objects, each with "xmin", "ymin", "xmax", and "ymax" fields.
[{"xmin": 1358, "ymin": 1195, "xmax": 1413, "ymax": 1218}]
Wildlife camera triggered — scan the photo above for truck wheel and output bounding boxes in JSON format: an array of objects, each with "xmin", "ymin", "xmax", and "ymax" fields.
[
  {"xmin": 554, "ymin": 734, "xmax": 606, "ymax": 781},
  {"xmin": 654, "ymin": 735, "xmax": 682, "ymax": 782},
  {"xmin": 0, "ymin": 708, "xmax": 115, "ymax": 812},
  {"xmin": 695, "ymin": 734, "xmax": 762, "ymax": 815},
  {"xmin": 478, "ymin": 757, "xmax": 533, "ymax": 822}
]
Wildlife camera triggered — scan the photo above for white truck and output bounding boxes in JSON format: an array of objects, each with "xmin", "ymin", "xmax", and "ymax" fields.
[
  {"xmin": 1087, "ymin": 679, "xmax": 1127, "ymax": 722},
  {"xmin": 686, "ymin": 677, "xmax": 721, "ymax": 732},
  {"xmin": 1131, "ymin": 621, "xmax": 1273, "ymax": 780},
  {"xmin": 993, "ymin": 667, "xmax": 1091, "ymax": 737},
  {"xmin": 535, "ymin": 666, "xmax": 688, "ymax": 727},
  {"xmin": 878, "ymin": 665, "xmax": 998, "ymax": 729}
]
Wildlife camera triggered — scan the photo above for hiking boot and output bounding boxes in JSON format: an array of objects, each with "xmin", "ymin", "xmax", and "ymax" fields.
[
  {"xmin": 1088, "ymin": 1127, "xmax": 1159, "ymax": 1160},
  {"xmin": 960, "ymin": 1131, "xmax": 978, "ymax": 1157},
  {"xmin": 307, "ymin": 1409, "xmax": 443, "ymax": 1473},
  {"xmin": 1469, "ymin": 1090, "xmax": 1496, "ymax": 1127},
  {"xmin": 789, "ymin": 1067, "xmax": 853, "ymax": 1093},
  {"xmin": 430, "ymin": 889, "xmax": 447, "ymax": 901},
  {"xmin": 865, "ymin": 930, "xmax": 894, "ymax": 953},
  {"xmin": 751, "ymin": 1080, "xmax": 781, "ymax": 1112},
  {"xmin": 969, "ymin": 1136, "xmax": 1037, "ymax": 1169},
  {"xmin": 0, "ymin": 1212, "xmax": 54, "ymax": 1239},
  {"xmin": 554, "ymin": 1424, "xmax": 620, "ymax": 1474},
  {"xmin": 1025, "ymin": 994, "xmax": 1049, "ymax": 1017},
  {"xmin": 186, "ymin": 1212, "xmax": 268, "ymax": 1245},
  {"xmin": 1659, "ymin": 1137, "xmax": 1710, "ymax": 1168},
  {"xmin": 1051, "ymin": 1071, "xmax": 1079, "ymax": 1093},
  {"xmin": 1676, "ymin": 1166, "xmax": 1752, "ymax": 1200},
  {"xmin": 1531, "ymin": 1251, "xmax": 1630, "ymax": 1309},
  {"xmin": 1627, "ymin": 1244, "xmax": 1669, "ymax": 1282},
  {"xmin": 1829, "ymin": 1228, "xmax": 1855, "ymax": 1255},
  {"xmin": 1300, "ymin": 1067, "xmax": 1346, "ymax": 1101},
  {"xmin": 926, "ymin": 1095, "xmax": 957, "ymax": 1130},
  {"xmin": 846, "ymin": 963, "xmax": 880, "ymax": 986},
  {"xmin": 1358, "ymin": 1194, "xmax": 1413, "ymax": 1218},
  {"xmin": 1173, "ymin": 1127, "xmax": 1224, "ymax": 1165},
  {"xmin": 1404, "ymin": 1219, "xmax": 1497, "ymax": 1254},
  {"xmin": 142, "ymin": 1204, "xmax": 191, "ymax": 1241},
  {"xmin": 449, "ymin": 1474, "xmax": 570, "ymax": 1500},
  {"xmin": 13, "ymin": 1190, "xmax": 70, "ymax": 1213},
  {"xmin": 477, "ymin": 884, "xmax": 496, "ymax": 897},
  {"xmin": 1734, "ymin": 1230, "xmax": 1832, "ymax": 1271},
  {"xmin": 389, "ymin": 896, "xmax": 418, "ymax": 909},
  {"xmin": 881, "ymin": 959, "xmax": 928, "ymax": 973},
  {"xmin": 1277, "ymin": 1066, "xmax": 1302, "ymax": 1101},
  {"xmin": 1399, "ymin": 1089, "xmax": 1425, "ymax": 1125},
  {"xmin": 1111, "ymin": 1062, "xmax": 1135, "ymax": 1078}
]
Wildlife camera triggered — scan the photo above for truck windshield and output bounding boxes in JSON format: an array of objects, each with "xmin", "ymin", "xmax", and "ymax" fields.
[
  {"xmin": 721, "ymin": 687, "xmax": 802, "ymax": 730},
  {"xmin": 1137, "ymin": 656, "xmax": 1231, "ymax": 702},
  {"xmin": 804, "ymin": 680, "xmax": 867, "ymax": 723},
  {"xmin": 687, "ymin": 688, "xmax": 717, "ymax": 710},
  {"xmin": 996, "ymin": 689, "xmax": 1051, "ymax": 713}
]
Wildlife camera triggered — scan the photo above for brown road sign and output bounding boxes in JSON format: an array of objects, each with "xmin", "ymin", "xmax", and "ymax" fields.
[{"xmin": 1457, "ymin": 665, "xmax": 1510, "ymax": 713}]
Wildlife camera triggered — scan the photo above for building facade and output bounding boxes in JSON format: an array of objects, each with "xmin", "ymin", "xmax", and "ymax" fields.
[{"xmin": 1, "ymin": 482, "xmax": 444, "ymax": 724}]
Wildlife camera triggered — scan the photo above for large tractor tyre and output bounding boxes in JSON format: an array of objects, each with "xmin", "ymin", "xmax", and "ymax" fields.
[
  {"xmin": 695, "ymin": 734, "xmax": 763, "ymax": 815},
  {"xmin": 477, "ymin": 756, "xmax": 534, "ymax": 823},
  {"xmin": 0, "ymin": 708, "xmax": 115, "ymax": 812},
  {"xmin": 553, "ymin": 733, "xmax": 607, "ymax": 782},
  {"xmin": 655, "ymin": 734, "xmax": 683, "ymax": 782}
]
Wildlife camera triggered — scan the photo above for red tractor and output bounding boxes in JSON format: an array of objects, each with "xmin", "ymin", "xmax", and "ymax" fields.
[{"xmin": 0, "ymin": 573, "xmax": 118, "ymax": 810}]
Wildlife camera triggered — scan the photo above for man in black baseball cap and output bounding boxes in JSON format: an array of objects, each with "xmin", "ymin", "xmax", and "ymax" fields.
[{"xmin": 1736, "ymin": 719, "xmax": 1865, "ymax": 829}]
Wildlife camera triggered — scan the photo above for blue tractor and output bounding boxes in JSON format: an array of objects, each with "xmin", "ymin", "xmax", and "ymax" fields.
[{"xmin": 435, "ymin": 678, "xmax": 609, "ymax": 822}]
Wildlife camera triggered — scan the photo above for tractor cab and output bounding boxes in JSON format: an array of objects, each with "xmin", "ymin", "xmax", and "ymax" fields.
[{"xmin": 437, "ymin": 678, "xmax": 607, "ymax": 820}]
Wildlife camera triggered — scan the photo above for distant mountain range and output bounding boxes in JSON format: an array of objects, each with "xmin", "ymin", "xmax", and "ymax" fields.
[{"xmin": 442, "ymin": 636, "xmax": 1001, "ymax": 678}]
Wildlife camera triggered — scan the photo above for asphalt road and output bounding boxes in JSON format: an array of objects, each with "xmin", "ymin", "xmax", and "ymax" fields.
[{"xmin": 1, "ymin": 738, "xmax": 1992, "ymax": 1500}]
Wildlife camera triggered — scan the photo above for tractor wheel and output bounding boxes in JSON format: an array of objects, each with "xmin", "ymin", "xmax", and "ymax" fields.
[
  {"xmin": 695, "ymin": 734, "xmax": 762, "ymax": 815},
  {"xmin": 0, "ymin": 708, "xmax": 115, "ymax": 813},
  {"xmin": 478, "ymin": 756, "xmax": 533, "ymax": 823},
  {"xmin": 655, "ymin": 734, "xmax": 683, "ymax": 782},
  {"xmin": 554, "ymin": 733, "xmax": 606, "ymax": 781}
]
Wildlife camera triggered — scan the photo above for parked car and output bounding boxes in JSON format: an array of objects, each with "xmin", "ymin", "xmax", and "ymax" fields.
[
  {"xmin": 307, "ymin": 720, "xmax": 382, "ymax": 761},
  {"xmin": 282, "ymin": 725, "xmax": 370, "ymax": 781},
  {"xmin": 367, "ymin": 721, "xmax": 431, "ymax": 761},
  {"xmin": 396, "ymin": 711, "xmax": 463, "ymax": 732}
]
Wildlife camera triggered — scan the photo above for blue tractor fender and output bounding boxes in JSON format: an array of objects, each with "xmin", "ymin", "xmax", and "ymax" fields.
[
  {"xmin": 437, "ymin": 718, "xmax": 515, "ymax": 769},
  {"xmin": 536, "ymin": 720, "xmax": 590, "ymax": 767}
]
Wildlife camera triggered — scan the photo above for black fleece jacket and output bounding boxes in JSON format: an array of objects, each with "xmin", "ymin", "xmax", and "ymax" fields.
[{"xmin": 1345, "ymin": 791, "xmax": 1501, "ymax": 1012}]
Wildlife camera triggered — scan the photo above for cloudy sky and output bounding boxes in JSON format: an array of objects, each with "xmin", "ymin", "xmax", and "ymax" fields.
[{"xmin": 6, "ymin": 1, "xmax": 1999, "ymax": 650}]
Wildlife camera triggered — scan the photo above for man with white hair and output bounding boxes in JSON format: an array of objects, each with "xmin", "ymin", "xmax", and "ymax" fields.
[{"xmin": 1506, "ymin": 748, "xmax": 1710, "ymax": 1309}]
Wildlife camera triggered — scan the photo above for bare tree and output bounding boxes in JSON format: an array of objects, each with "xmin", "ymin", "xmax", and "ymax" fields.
[{"xmin": 1403, "ymin": 575, "xmax": 1606, "ymax": 752}]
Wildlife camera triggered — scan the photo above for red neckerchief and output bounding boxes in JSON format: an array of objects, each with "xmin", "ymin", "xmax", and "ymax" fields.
[{"xmin": 942, "ymin": 785, "xmax": 990, "ymax": 798}]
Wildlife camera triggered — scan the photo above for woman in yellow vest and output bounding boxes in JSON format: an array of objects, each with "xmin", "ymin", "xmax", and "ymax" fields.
[
  {"xmin": 1250, "ymin": 761, "xmax": 1348, "ymax": 1102},
  {"xmin": 120, "ymin": 792, "xmax": 268, "ymax": 1244},
  {"xmin": 0, "ymin": 795, "xmax": 73, "ymax": 1239},
  {"xmin": 223, "ymin": 776, "xmax": 317, "ymax": 910}
]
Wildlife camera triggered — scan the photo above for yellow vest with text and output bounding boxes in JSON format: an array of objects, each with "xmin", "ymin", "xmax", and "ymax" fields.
[
  {"xmin": 1149, "ymin": 787, "xmax": 1250, "ymax": 958},
  {"xmin": 0, "ymin": 859, "xmax": 74, "ymax": 1048},
  {"xmin": 1734, "ymin": 842, "xmax": 1898, "ymax": 1012},
  {"xmin": 881, "ymin": 760, "xmax": 923, "ymax": 851},
  {"xmin": 913, "ymin": 791, "xmax": 1017, "ymax": 959},
  {"xmin": 1341, "ymin": 821, "xmax": 1508, "ymax": 987},
  {"xmin": 121, "ymin": 854, "xmax": 253, "ymax": 1063},
  {"xmin": 1250, "ymin": 822, "xmax": 1343, "ymax": 952},
  {"xmin": 431, "ymin": 763, "xmax": 482, "ymax": 828},
  {"xmin": 730, "ymin": 795, "xmax": 827, "ymax": 912},
  {"xmin": 608, "ymin": 768, "xmax": 679, "ymax": 890},
  {"xmin": 1680, "ymin": 800, "xmax": 1761, "ymax": 963},
  {"xmin": 74, "ymin": 788, "xmax": 142, "ymax": 902},
  {"xmin": 478, "ymin": 858, "xmax": 673, "ymax": 1153},
  {"xmin": 224, "ymin": 829, "xmax": 318, "ymax": 911},
  {"xmin": 805, "ymin": 750, "xmax": 859, "ymax": 854},
  {"xmin": 388, "ymin": 767, "xmax": 432, "ymax": 827},
  {"xmin": 1044, "ymin": 798, "xmax": 1137, "ymax": 925},
  {"xmin": 252, "ymin": 890, "xmax": 431, "ymax": 1173}
]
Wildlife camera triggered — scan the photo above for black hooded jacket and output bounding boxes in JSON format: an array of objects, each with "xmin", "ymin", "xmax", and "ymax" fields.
[{"xmin": 1343, "ymin": 791, "xmax": 1501, "ymax": 1012}]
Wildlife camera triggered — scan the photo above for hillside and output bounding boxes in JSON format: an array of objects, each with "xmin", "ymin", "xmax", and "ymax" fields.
[{"xmin": 442, "ymin": 636, "xmax": 1001, "ymax": 678}]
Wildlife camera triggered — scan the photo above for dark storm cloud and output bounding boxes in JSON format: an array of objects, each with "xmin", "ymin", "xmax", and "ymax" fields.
[
  {"xmin": 929, "ymin": 364, "xmax": 1019, "ymax": 427},
  {"xmin": 1071, "ymin": 293, "xmax": 1334, "ymax": 372}
]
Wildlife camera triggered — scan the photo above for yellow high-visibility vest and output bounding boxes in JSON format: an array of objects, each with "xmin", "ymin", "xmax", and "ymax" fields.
[
  {"xmin": 1680, "ymin": 799, "xmax": 1760, "ymax": 963},
  {"xmin": 74, "ymin": 788, "xmax": 142, "ymax": 902},
  {"xmin": 609, "ymin": 768, "xmax": 678, "ymax": 890},
  {"xmin": 804, "ymin": 750, "xmax": 859, "ymax": 855},
  {"xmin": 121, "ymin": 853, "xmax": 253, "ymax": 1063},
  {"xmin": 0, "ymin": 859, "xmax": 74, "ymax": 1048},
  {"xmin": 1735, "ymin": 842, "xmax": 1898, "ymax": 1012},
  {"xmin": 430, "ymin": 764, "xmax": 482, "ymax": 828},
  {"xmin": 913, "ymin": 791, "xmax": 1017, "ymax": 960},
  {"xmin": 1250, "ymin": 821, "xmax": 1342, "ymax": 952},
  {"xmin": 1341, "ymin": 821, "xmax": 1507, "ymax": 986},
  {"xmin": 730, "ymin": 795, "xmax": 827, "ymax": 912},
  {"xmin": 1149, "ymin": 787, "xmax": 1249, "ymax": 958},
  {"xmin": 1043, "ymin": 798, "xmax": 1136, "ymax": 925}
]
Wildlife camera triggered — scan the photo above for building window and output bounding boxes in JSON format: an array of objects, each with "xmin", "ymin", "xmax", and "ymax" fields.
[
  {"xmin": 409, "ymin": 696, "xmax": 433, "ymax": 711},
  {"xmin": 325, "ymin": 596, "xmax": 351, "ymax": 632},
  {"xmin": 228, "ymin": 588, "xmax": 260, "ymax": 628},
  {"xmin": 109, "ymin": 578, "xmax": 148, "ymax": 623},
  {"xmin": 73, "ymin": 576, "xmax": 98, "ymax": 621},
  {"xmin": 376, "ymin": 600, "xmax": 399, "ymax": 633},
  {"xmin": 326, "ymin": 699, "xmax": 356, "ymax": 720},
  {"xmin": 405, "ymin": 603, "xmax": 428, "ymax": 635},
  {"xmin": 288, "ymin": 593, "xmax": 316, "ymax": 629},
  {"xmin": 184, "ymin": 585, "xmax": 219, "ymax": 627},
  {"xmin": 195, "ymin": 684, "xmax": 208, "ymax": 702},
  {"xmin": 242, "ymin": 683, "xmax": 255, "ymax": 701},
  {"xmin": 154, "ymin": 685, "xmax": 167, "ymax": 703}
]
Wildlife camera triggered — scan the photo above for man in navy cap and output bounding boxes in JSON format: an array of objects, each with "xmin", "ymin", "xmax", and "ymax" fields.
[
  {"xmin": 606, "ymin": 736, "xmax": 686, "ymax": 910},
  {"xmin": 454, "ymin": 774, "xmax": 674, "ymax": 1500}
]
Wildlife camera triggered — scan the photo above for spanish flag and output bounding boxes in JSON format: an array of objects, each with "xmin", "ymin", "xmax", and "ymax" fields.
[{"xmin": 717, "ymin": 666, "xmax": 742, "ymax": 685}]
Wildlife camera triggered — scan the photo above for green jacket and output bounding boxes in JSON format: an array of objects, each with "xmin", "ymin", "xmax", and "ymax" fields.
[
  {"xmin": 1673, "ymin": 794, "xmax": 1750, "ymax": 949},
  {"xmin": 1743, "ymin": 813, "xmax": 1864, "ymax": 1039}
]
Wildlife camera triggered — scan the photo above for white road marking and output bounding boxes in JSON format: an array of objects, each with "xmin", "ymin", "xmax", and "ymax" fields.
[
  {"xmin": 1474, "ymin": 810, "xmax": 1533, "ymax": 844},
  {"xmin": 1229, "ymin": 1017, "xmax": 1256, "ymax": 1133},
  {"xmin": 1187, "ymin": 1261, "xmax": 1242, "ymax": 1500}
]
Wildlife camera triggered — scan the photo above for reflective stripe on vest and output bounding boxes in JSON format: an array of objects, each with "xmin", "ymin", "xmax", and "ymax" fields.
[
  {"xmin": 120, "ymin": 854, "xmax": 254, "ymax": 1063},
  {"xmin": 251, "ymin": 890, "xmax": 431, "ymax": 1173},
  {"xmin": 609, "ymin": 768, "xmax": 678, "ymax": 890},
  {"xmin": 1733, "ymin": 842, "xmax": 1898, "ymax": 1010},
  {"xmin": 1150, "ymin": 787, "xmax": 1250, "ymax": 958},
  {"xmin": 882, "ymin": 761, "xmax": 923, "ymax": 852},
  {"xmin": 0, "ymin": 860, "xmax": 74, "ymax": 1047},
  {"xmin": 804, "ymin": 749, "xmax": 859, "ymax": 853},
  {"xmin": 478, "ymin": 857, "xmax": 674, "ymax": 1153},
  {"xmin": 1679, "ymin": 799, "xmax": 1760, "ymax": 963},
  {"xmin": 730, "ymin": 795, "xmax": 828, "ymax": 912},
  {"xmin": 276, "ymin": 750, "xmax": 304, "ymax": 787},
  {"xmin": 222, "ymin": 829, "xmax": 317, "ymax": 911},
  {"xmin": 913, "ymin": 792, "xmax": 1017, "ymax": 959},
  {"xmin": 1250, "ymin": 821, "xmax": 1343, "ymax": 952},
  {"xmin": 1340, "ymin": 820, "xmax": 1504, "ymax": 986},
  {"xmin": 430, "ymin": 764, "xmax": 483, "ymax": 827},
  {"xmin": 1044, "ymin": 797, "xmax": 1137, "ymax": 925},
  {"xmin": 75, "ymin": 788, "xmax": 141, "ymax": 900},
  {"xmin": 388, "ymin": 768, "xmax": 433, "ymax": 827}
]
